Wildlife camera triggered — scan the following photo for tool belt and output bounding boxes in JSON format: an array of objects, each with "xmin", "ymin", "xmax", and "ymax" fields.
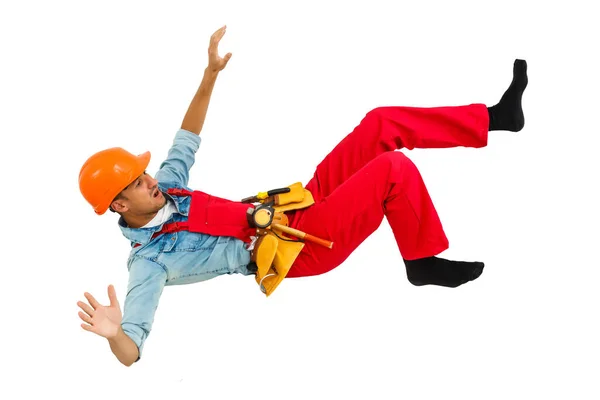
[
  {"xmin": 133, "ymin": 182, "xmax": 330, "ymax": 297},
  {"xmin": 243, "ymin": 182, "xmax": 316, "ymax": 296}
]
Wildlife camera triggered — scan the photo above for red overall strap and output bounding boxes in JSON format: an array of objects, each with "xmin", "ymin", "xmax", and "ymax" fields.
[
  {"xmin": 132, "ymin": 187, "xmax": 255, "ymax": 248},
  {"xmin": 167, "ymin": 188, "xmax": 193, "ymax": 197}
]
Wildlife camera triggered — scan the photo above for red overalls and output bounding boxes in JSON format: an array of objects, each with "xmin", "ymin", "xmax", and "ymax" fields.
[
  {"xmin": 141, "ymin": 104, "xmax": 489, "ymax": 281},
  {"xmin": 284, "ymin": 103, "xmax": 489, "ymax": 277}
]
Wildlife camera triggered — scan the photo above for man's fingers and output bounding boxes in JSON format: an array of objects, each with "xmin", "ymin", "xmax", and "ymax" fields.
[
  {"xmin": 77, "ymin": 301, "xmax": 94, "ymax": 317},
  {"xmin": 84, "ymin": 292, "xmax": 100, "ymax": 310},
  {"xmin": 212, "ymin": 25, "xmax": 226, "ymax": 37},
  {"xmin": 210, "ymin": 25, "xmax": 226, "ymax": 45},
  {"xmin": 222, "ymin": 53, "xmax": 232, "ymax": 67},
  {"xmin": 81, "ymin": 322, "xmax": 103, "ymax": 337},
  {"xmin": 108, "ymin": 285, "xmax": 119, "ymax": 307},
  {"xmin": 78, "ymin": 311, "xmax": 93, "ymax": 325}
]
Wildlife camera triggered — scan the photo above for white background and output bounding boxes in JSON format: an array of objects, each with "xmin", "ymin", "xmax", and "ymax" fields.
[{"xmin": 1, "ymin": 0, "xmax": 599, "ymax": 398}]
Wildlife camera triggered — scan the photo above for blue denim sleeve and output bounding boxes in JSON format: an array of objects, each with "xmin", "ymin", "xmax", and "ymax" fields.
[
  {"xmin": 121, "ymin": 257, "xmax": 167, "ymax": 361},
  {"xmin": 154, "ymin": 129, "xmax": 201, "ymax": 188}
]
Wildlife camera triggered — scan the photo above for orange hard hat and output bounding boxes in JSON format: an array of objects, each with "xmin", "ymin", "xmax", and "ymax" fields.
[{"xmin": 79, "ymin": 147, "xmax": 151, "ymax": 215}]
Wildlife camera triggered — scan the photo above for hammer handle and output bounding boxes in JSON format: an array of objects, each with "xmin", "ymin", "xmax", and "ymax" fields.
[{"xmin": 271, "ymin": 224, "xmax": 334, "ymax": 249}]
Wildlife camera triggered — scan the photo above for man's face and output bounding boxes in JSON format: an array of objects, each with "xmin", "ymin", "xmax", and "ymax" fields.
[{"xmin": 111, "ymin": 172, "xmax": 166, "ymax": 216}]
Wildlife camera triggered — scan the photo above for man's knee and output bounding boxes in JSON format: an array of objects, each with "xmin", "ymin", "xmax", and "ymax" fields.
[
  {"xmin": 372, "ymin": 151, "xmax": 419, "ymax": 181},
  {"xmin": 366, "ymin": 106, "xmax": 390, "ymax": 118},
  {"xmin": 376, "ymin": 150, "xmax": 412, "ymax": 166}
]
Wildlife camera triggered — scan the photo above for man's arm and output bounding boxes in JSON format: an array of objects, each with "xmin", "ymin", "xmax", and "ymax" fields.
[
  {"xmin": 154, "ymin": 26, "xmax": 232, "ymax": 187},
  {"xmin": 107, "ymin": 327, "xmax": 140, "ymax": 367},
  {"xmin": 77, "ymin": 285, "xmax": 139, "ymax": 367},
  {"xmin": 119, "ymin": 258, "xmax": 167, "ymax": 364},
  {"xmin": 78, "ymin": 261, "xmax": 167, "ymax": 366},
  {"xmin": 181, "ymin": 67, "xmax": 220, "ymax": 135},
  {"xmin": 181, "ymin": 25, "xmax": 232, "ymax": 135}
]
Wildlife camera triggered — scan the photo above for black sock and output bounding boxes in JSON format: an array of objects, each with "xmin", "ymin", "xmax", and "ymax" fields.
[
  {"xmin": 403, "ymin": 256, "xmax": 484, "ymax": 288},
  {"xmin": 488, "ymin": 59, "xmax": 528, "ymax": 132}
]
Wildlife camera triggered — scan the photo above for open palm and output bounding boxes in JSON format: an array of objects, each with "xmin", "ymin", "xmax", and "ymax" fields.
[{"xmin": 77, "ymin": 285, "xmax": 122, "ymax": 339}]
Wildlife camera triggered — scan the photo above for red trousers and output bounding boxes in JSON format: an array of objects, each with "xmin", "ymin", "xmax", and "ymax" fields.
[{"xmin": 285, "ymin": 103, "xmax": 489, "ymax": 278}]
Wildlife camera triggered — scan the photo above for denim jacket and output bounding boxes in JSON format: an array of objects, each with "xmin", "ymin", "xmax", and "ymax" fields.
[{"xmin": 117, "ymin": 129, "xmax": 253, "ymax": 361}]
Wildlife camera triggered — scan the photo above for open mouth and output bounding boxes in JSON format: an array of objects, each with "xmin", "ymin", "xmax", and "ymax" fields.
[{"xmin": 153, "ymin": 188, "xmax": 160, "ymax": 198}]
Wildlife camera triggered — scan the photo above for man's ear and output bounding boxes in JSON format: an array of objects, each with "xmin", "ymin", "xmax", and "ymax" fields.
[{"xmin": 111, "ymin": 199, "xmax": 128, "ymax": 213}]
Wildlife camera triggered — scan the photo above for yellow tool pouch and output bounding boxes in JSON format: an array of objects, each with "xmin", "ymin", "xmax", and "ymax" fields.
[
  {"xmin": 252, "ymin": 231, "xmax": 305, "ymax": 296},
  {"xmin": 261, "ymin": 182, "xmax": 315, "ymax": 212},
  {"xmin": 271, "ymin": 182, "xmax": 305, "ymax": 206},
  {"xmin": 249, "ymin": 182, "xmax": 315, "ymax": 296}
]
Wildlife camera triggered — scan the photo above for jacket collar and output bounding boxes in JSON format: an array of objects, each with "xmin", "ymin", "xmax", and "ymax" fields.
[{"xmin": 117, "ymin": 184, "xmax": 188, "ymax": 246}]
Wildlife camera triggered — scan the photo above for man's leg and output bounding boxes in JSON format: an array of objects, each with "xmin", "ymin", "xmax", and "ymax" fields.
[
  {"xmin": 303, "ymin": 103, "xmax": 489, "ymax": 203},
  {"xmin": 299, "ymin": 59, "xmax": 528, "ymax": 204},
  {"xmin": 288, "ymin": 152, "xmax": 483, "ymax": 287}
]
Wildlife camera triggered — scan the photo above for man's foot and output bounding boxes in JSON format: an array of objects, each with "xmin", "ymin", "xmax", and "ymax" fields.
[
  {"xmin": 404, "ymin": 256, "xmax": 484, "ymax": 288},
  {"xmin": 488, "ymin": 59, "xmax": 528, "ymax": 131}
]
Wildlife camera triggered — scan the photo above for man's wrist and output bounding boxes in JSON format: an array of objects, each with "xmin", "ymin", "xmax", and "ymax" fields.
[
  {"xmin": 205, "ymin": 66, "xmax": 219, "ymax": 78},
  {"xmin": 107, "ymin": 325, "xmax": 124, "ymax": 342}
]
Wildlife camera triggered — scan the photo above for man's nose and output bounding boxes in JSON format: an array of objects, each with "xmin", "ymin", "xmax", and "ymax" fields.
[{"xmin": 146, "ymin": 176, "xmax": 158, "ymax": 187}]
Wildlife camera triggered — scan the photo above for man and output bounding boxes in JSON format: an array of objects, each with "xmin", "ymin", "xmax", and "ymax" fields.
[{"xmin": 77, "ymin": 25, "xmax": 528, "ymax": 366}]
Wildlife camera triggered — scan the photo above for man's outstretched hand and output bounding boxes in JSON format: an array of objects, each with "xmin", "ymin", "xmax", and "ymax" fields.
[
  {"xmin": 77, "ymin": 285, "xmax": 122, "ymax": 339},
  {"xmin": 208, "ymin": 25, "xmax": 232, "ymax": 73}
]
